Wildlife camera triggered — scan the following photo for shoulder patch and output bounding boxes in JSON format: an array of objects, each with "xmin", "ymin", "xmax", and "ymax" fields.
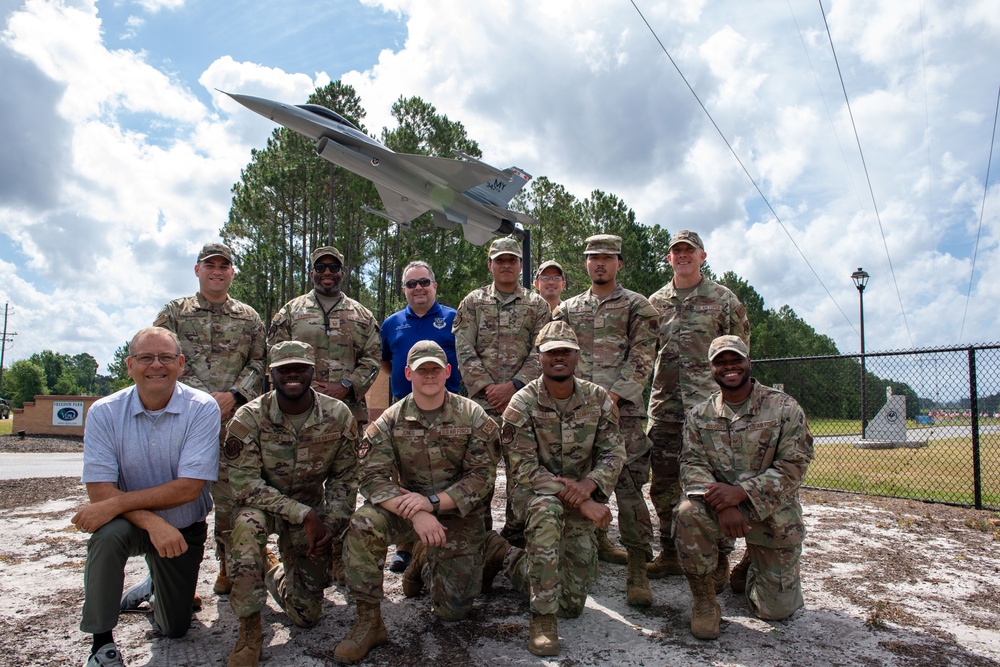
[
  {"xmin": 227, "ymin": 420, "xmax": 251, "ymax": 441},
  {"xmin": 365, "ymin": 422, "xmax": 381, "ymax": 439},
  {"xmin": 480, "ymin": 418, "xmax": 498, "ymax": 438},
  {"xmin": 502, "ymin": 406, "xmax": 522, "ymax": 423},
  {"xmin": 501, "ymin": 422, "xmax": 516, "ymax": 445},
  {"xmin": 223, "ymin": 436, "xmax": 243, "ymax": 460},
  {"xmin": 355, "ymin": 436, "xmax": 372, "ymax": 460}
]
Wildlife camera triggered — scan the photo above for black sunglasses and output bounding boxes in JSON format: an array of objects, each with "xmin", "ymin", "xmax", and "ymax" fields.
[
  {"xmin": 314, "ymin": 262, "xmax": 343, "ymax": 274},
  {"xmin": 404, "ymin": 278, "xmax": 432, "ymax": 289}
]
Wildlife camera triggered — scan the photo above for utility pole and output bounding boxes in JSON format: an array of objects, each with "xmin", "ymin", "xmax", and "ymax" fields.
[{"xmin": 0, "ymin": 302, "xmax": 17, "ymax": 395}]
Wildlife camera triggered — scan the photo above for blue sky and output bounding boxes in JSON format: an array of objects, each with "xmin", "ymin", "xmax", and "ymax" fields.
[{"xmin": 1, "ymin": 0, "xmax": 998, "ymax": 375}]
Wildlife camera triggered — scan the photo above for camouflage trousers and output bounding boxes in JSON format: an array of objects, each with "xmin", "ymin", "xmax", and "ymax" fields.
[
  {"xmin": 673, "ymin": 498, "xmax": 804, "ymax": 620},
  {"xmin": 608, "ymin": 417, "xmax": 653, "ymax": 557},
  {"xmin": 505, "ymin": 494, "xmax": 598, "ymax": 617},
  {"xmin": 213, "ymin": 424, "xmax": 234, "ymax": 559},
  {"xmin": 228, "ymin": 507, "xmax": 331, "ymax": 627},
  {"xmin": 344, "ymin": 502, "xmax": 486, "ymax": 621},
  {"xmin": 646, "ymin": 419, "xmax": 683, "ymax": 551}
]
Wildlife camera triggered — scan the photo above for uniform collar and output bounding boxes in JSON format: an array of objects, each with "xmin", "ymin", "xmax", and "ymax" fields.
[
  {"xmin": 264, "ymin": 388, "xmax": 322, "ymax": 429},
  {"xmin": 711, "ymin": 379, "xmax": 762, "ymax": 420},
  {"xmin": 400, "ymin": 391, "xmax": 455, "ymax": 427},
  {"xmin": 536, "ymin": 377, "xmax": 585, "ymax": 413},
  {"xmin": 485, "ymin": 282, "xmax": 526, "ymax": 304}
]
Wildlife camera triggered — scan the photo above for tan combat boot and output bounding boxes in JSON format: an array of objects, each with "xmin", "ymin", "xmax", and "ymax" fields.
[
  {"xmin": 729, "ymin": 551, "xmax": 751, "ymax": 594},
  {"xmin": 713, "ymin": 552, "xmax": 730, "ymax": 593},
  {"xmin": 334, "ymin": 601, "xmax": 388, "ymax": 664},
  {"xmin": 214, "ymin": 555, "xmax": 233, "ymax": 595},
  {"xmin": 595, "ymin": 528, "xmax": 628, "ymax": 565},
  {"xmin": 646, "ymin": 546, "xmax": 684, "ymax": 579},
  {"xmin": 686, "ymin": 574, "xmax": 721, "ymax": 640},
  {"xmin": 528, "ymin": 613, "xmax": 559, "ymax": 656},
  {"xmin": 626, "ymin": 549, "xmax": 653, "ymax": 607},
  {"xmin": 481, "ymin": 530, "xmax": 511, "ymax": 594},
  {"xmin": 228, "ymin": 612, "xmax": 263, "ymax": 667},
  {"xmin": 401, "ymin": 542, "xmax": 426, "ymax": 597}
]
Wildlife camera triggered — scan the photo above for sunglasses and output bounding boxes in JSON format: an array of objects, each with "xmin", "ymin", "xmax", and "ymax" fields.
[
  {"xmin": 314, "ymin": 262, "xmax": 343, "ymax": 274},
  {"xmin": 404, "ymin": 278, "xmax": 433, "ymax": 289}
]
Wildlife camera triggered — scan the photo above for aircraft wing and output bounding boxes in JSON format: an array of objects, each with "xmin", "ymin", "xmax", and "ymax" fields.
[
  {"xmin": 375, "ymin": 183, "xmax": 431, "ymax": 224},
  {"xmin": 394, "ymin": 153, "xmax": 505, "ymax": 192},
  {"xmin": 483, "ymin": 203, "xmax": 538, "ymax": 226}
]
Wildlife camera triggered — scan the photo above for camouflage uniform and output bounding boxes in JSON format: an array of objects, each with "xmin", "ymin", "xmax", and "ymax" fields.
[
  {"xmin": 267, "ymin": 291, "xmax": 381, "ymax": 424},
  {"xmin": 674, "ymin": 379, "xmax": 814, "ymax": 620},
  {"xmin": 225, "ymin": 389, "xmax": 358, "ymax": 627},
  {"xmin": 343, "ymin": 392, "xmax": 499, "ymax": 621},
  {"xmin": 647, "ymin": 278, "xmax": 749, "ymax": 551},
  {"xmin": 154, "ymin": 291, "xmax": 266, "ymax": 552},
  {"xmin": 501, "ymin": 377, "xmax": 625, "ymax": 616},
  {"xmin": 454, "ymin": 280, "xmax": 551, "ymax": 533},
  {"xmin": 554, "ymin": 286, "xmax": 658, "ymax": 557}
]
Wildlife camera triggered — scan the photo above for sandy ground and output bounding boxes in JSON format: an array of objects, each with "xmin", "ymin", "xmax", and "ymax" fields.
[{"xmin": 1, "ymin": 435, "xmax": 998, "ymax": 667}]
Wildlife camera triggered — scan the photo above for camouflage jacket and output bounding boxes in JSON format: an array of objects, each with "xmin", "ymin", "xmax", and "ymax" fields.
[
  {"xmin": 267, "ymin": 290, "xmax": 381, "ymax": 421},
  {"xmin": 453, "ymin": 283, "xmax": 551, "ymax": 408},
  {"xmin": 647, "ymin": 278, "xmax": 750, "ymax": 423},
  {"xmin": 681, "ymin": 380, "xmax": 814, "ymax": 547},
  {"xmin": 154, "ymin": 292, "xmax": 266, "ymax": 402},
  {"xmin": 357, "ymin": 392, "xmax": 499, "ymax": 518},
  {"xmin": 554, "ymin": 286, "xmax": 659, "ymax": 418},
  {"xmin": 502, "ymin": 377, "xmax": 625, "ymax": 502},
  {"xmin": 225, "ymin": 390, "xmax": 359, "ymax": 535}
]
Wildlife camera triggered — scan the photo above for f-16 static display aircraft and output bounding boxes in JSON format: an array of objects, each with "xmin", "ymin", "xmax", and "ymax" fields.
[{"xmin": 226, "ymin": 92, "xmax": 536, "ymax": 246}]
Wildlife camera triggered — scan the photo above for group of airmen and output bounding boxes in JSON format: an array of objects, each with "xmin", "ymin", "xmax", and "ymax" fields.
[{"xmin": 71, "ymin": 230, "xmax": 814, "ymax": 667}]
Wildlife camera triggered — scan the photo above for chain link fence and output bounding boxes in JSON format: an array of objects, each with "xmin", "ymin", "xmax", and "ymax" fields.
[{"xmin": 753, "ymin": 344, "xmax": 1000, "ymax": 510}]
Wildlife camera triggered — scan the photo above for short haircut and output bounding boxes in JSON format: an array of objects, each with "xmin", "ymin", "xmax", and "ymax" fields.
[
  {"xmin": 129, "ymin": 327, "xmax": 183, "ymax": 356},
  {"xmin": 402, "ymin": 260, "xmax": 435, "ymax": 282}
]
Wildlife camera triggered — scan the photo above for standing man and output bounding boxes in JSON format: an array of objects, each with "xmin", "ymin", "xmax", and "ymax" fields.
[
  {"xmin": 646, "ymin": 230, "xmax": 750, "ymax": 581},
  {"xmin": 453, "ymin": 236, "xmax": 551, "ymax": 539},
  {"xmin": 533, "ymin": 259, "xmax": 567, "ymax": 313},
  {"xmin": 225, "ymin": 341, "xmax": 358, "ymax": 667},
  {"xmin": 149, "ymin": 241, "xmax": 266, "ymax": 598},
  {"xmin": 485, "ymin": 321, "xmax": 625, "ymax": 657},
  {"xmin": 72, "ymin": 327, "xmax": 220, "ymax": 667},
  {"xmin": 381, "ymin": 260, "xmax": 461, "ymax": 572},
  {"xmin": 554, "ymin": 234, "xmax": 659, "ymax": 607},
  {"xmin": 674, "ymin": 336, "xmax": 813, "ymax": 639},
  {"xmin": 334, "ymin": 341, "xmax": 499, "ymax": 664},
  {"xmin": 268, "ymin": 245, "xmax": 381, "ymax": 578}
]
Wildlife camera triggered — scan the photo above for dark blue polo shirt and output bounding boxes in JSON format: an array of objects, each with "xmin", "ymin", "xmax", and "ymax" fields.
[{"xmin": 381, "ymin": 301, "xmax": 461, "ymax": 397}]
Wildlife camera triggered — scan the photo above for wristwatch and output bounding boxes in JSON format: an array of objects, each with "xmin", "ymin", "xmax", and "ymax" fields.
[
  {"xmin": 511, "ymin": 378, "xmax": 525, "ymax": 390},
  {"xmin": 428, "ymin": 494, "xmax": 441, "ymax": 514},
  {"xmin": 341, "ymin": 378, "xmax": 353, "ymax": 389},
  {"xmin": 229, "ymin": 389, "xmax": 247, "ymax": 407}
]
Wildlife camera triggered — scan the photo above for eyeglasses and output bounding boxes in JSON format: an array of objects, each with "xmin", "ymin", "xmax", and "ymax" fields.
[
  {"xmin": 314, "ymin": 262, "xmax": 343, "ymax": 274},
  {"xmin": 536, "ymin": 276, "xmax": 564, "ymax": 283},
  {"xmin": 131, "ymin": 353, "xmax": 180, "ymax": 365},
  {"xmin": 404, "ymin": 278, "xmax": 433, "ymax": 289}
]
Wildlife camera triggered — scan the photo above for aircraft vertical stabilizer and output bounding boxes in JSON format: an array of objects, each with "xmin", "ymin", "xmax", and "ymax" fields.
[{"xmin": 465, "ymin": 167, "xmax": 532, "ymax": 207}]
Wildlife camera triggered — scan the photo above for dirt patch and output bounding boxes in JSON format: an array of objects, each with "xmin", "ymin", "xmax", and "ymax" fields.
[
  {"xmin": 0, "ymin": 479, "xmax": 997, "ymax": 666},
  {"xmin": 0, "ymin": 433, "xmax": 83, "ymax": 454}
]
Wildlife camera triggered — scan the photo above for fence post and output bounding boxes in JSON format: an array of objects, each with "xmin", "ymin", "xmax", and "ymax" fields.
[{"xmin": 968, "ymin": 347, "xmax": 982, "ymax": 510}]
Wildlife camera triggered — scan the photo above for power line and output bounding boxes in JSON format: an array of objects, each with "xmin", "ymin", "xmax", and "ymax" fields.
[
  {"xmin": 958, "ymin": 84, "xmax": 1000, "ymax": 343},
  {"xmin": 628, "ymin": 0, "xmax": 857, "ymax": 335},
  {"xmin": 818, "ymin": 0, "xmax": 914, "ymax": 347}
]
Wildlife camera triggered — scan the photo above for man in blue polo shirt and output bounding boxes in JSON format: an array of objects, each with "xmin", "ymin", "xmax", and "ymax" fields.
[{"xmin": 380, "ymin": 260, "xmax": 461, "ymax": 572}]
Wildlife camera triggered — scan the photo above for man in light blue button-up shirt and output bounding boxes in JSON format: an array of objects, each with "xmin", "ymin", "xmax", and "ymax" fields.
[{"xmin": 72, "ymin": 327, "xmax": 220, "ymax": 667}]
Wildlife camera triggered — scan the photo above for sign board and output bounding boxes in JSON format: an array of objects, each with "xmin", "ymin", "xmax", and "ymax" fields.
[{"xmin": 52, "ymin": 400, "xmax": 85, "ymax": 427}]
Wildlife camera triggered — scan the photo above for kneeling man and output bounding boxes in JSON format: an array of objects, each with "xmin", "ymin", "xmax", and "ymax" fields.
[
  {"xmin": 335, "ymin": 340, "xmax": 499, "ymax": 664},
  {"xmin": 73, "ymin": 327, "xmax": 221, "ymax": 667},
  {"xmin": 674, "ymin": 335, "xmax": 814, "ymax": 639},
  {"xmin": 225, "ymin": 341, "xmax": 358, "ymax": 666},
  {"xmin": 486, "ymin": 321, "xmax": 625, "ymax": 657}
]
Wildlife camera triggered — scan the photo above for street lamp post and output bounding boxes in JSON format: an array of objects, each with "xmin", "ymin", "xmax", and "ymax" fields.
[{"xmin": 852, "ymin": 268, "xmax": 870, "ymax": 439}]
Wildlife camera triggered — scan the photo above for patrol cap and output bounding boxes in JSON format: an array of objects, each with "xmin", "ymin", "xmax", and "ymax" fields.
[
  {"xmin": 198, "ymin": 242, "xmax": 233, "ymax": 263},
  {"xmin": 407, "ymin": 340, "xmax": 448, "ymax": 370},
  {"xmin": 269, "ymin": 340, "xmax": 316, "ymax": 368},
  {"xmin": 584, "ymin": 234, "xmax": 622, "ymax": 255},
  {"xmin": 535, "ymin": 320, "xmax": 580, "ymax": 353},
  {"xmin": 668, "ymin": 230, "xmax": 704, "ymax": 251},
  {"xmin": 535, "ymin": 259, "xmax": 566, "ymax": 280},
  {"xmin": 310, "ymin": 246, "xmax": 345, "ymax": 266},
  {"xmin": 488, "ymin": 236, "xmax": 522, "ymax": 260},
  {"xmin": 708, "ymin": 335, "xmax": 749, "ymax": 362}
]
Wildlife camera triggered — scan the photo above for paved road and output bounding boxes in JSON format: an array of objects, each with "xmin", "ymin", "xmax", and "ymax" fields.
[{"xmin": 0, "ymin": 453, "xmax": 83, "ymax": 480}]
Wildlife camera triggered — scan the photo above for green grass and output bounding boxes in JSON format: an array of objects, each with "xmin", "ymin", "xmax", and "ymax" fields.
[
  {"xmin": 0, "ymin": 419, "xmax": 11, "ymax": 436},
  {"xmin": 806, "ymin": 436, "xmax": 1000, "ymax": 507}
]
